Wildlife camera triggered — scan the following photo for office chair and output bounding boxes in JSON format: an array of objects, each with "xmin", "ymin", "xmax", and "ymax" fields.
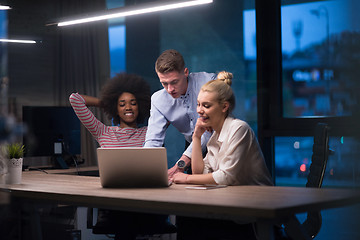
[
  {"xmin": 87, "ymin": 208, "xmax": 177, "ymax": 239},
  {"xmin": 282, "ymin": 123, "xmax": 332, "ymax": 240}
]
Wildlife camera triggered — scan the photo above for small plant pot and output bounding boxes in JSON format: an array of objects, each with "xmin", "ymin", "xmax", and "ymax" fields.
[
  {"xmin": 6, "ymin": 158, "xmax": 23, "ymax": 184},
  {"xmin": 0, "ymin": 157, "xmax": 7, "ymax": 184}
]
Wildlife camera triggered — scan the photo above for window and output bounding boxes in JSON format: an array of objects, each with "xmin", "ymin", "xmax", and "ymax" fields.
[
  {"xmin": 107, "ymin": 0, "xmax": 125, "ymax": 77},
  {"xmin": 273, "ymin": 0, "xmax": 360, "ymax": 187},
  {"xmin": 275, "ymin": 136, "xmax": 360, "ymax": 187},
  {"xmin": 281, "ymin": 0, "xmax": 359, "ymax": 118},
  {"xmin": 108, "ymin": 25, "xmax": 126, "ymax": 77},
  {"xmin": 0, "ymin": 10, "xmax": 7, "ymax": 78}
]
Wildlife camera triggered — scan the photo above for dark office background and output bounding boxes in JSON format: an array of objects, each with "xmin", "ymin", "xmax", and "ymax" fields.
[{"xmin": 1, "ymin": 0, "xmax": 360, "ymax": 239}]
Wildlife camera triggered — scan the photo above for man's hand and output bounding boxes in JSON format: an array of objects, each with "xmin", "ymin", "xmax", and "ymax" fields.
[
  {"xmin": 171, "ymin": 172, "xmax": 189, "ymax": 184},
  {"xmin": 167, "ymin": 155, "xmax": 191, "ymax": 180},
  {"xmin": 167, "ymin": 164, "xmax": 183, "ymax": 180}
]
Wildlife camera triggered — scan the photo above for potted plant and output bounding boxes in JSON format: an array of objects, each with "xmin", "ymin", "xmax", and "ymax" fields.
[
  {"xmin": 1, "ymin": 143, "xmax": 25, "ymax": 184},
  {"xmin": 4, "ymin": 143, "xmax": 25, "ymax": 159},
  {"xmin": 0, "ymin": 154, "xmax": 7, "ymax": 184}
]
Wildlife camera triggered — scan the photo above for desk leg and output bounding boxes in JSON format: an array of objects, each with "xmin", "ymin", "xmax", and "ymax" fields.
[{"xmin": 256, "ymin": 219, "xmax": 274, "ymax": 240}]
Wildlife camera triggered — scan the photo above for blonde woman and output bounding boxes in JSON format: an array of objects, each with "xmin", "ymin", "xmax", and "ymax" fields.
[
  {"xmin": 172, "ymin": 71, "xmax": 273, "ymax": 240},
  {"xmin": 172, "ymin": 71, "xmax": 272, "ymax": 186}
]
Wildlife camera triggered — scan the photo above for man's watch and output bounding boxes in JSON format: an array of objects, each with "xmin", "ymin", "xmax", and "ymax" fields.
[{"xmin": 176, "ymin": 159, "xmax": 187, "ymax": 170}]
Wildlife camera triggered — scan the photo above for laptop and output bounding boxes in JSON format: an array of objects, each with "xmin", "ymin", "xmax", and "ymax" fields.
[{"xmin": 97, "ymin": 147, "xmax": 170, "ymax": 188}]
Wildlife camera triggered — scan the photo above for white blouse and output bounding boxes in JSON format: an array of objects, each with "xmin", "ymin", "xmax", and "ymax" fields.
[{"xmin": 203, "ymin": 117, "xmax": 273, "ymax": 186}]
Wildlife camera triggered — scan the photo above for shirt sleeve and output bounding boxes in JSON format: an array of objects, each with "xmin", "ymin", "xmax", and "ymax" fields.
[
  {"xmin": 183, "ymin": 130, "xmax": 212, "ymax": 158},
  {"xmin": 211, "ymin": 125, "xmax": 254, "ymax": 185},
  {"xmin": 69, "ymin": 93, "xmax": 106, "ymax": 142},
  {"xmin": 203, "ymin": 154, "xmax": 213, "ymax": 173},
  {"xmin": 143, "ymin": 95, "xmax": 169, "ymax": 147}
]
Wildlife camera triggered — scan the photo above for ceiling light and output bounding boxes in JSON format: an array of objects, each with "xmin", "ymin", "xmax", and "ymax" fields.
[
  {"xmin": 57, "ymin": 0, "xmax": 213, "ymax": 27},
  {"xmin": 0, "ymin": 5, "xmax": 11, "ymax": 10},
  {"xmin": 0, "ymin": 39, "xmax": 37, "ymax": 44}
]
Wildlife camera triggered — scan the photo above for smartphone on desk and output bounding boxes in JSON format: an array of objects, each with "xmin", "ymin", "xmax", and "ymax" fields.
[{"xmin": 185, "ymin": 184, "xmax": 227, "ymax": 190}]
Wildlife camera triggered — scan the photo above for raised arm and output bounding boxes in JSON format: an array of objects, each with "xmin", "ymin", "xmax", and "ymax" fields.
[
  {"xmin": 182, "ymin": 130, "xmax": 211, "ymax": 163},
  {"xmin": 190, "ymin": 119, "xmax": 206, "ymax": 174},
  {"xmin": 69, "ymin": 93, "xmax": 106, "ymax": 141},
  {"xmin": 79, "ymin": 94, "xmax": 101, "ymax": 107}
]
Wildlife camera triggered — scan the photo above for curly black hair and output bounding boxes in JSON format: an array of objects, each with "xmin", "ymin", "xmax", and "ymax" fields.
[{"xmin": 100, "ymin": 73, "xmax": 151, "ymax": 126}]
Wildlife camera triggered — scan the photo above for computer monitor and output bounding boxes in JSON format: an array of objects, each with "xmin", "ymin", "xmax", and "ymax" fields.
[{"xmin": 22, "ymin": 106, "xmax": 81, "ymax": 168}]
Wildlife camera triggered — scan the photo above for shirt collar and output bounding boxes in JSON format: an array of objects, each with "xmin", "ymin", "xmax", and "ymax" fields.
[
  {"xmin": 180, "ymin": 77, "xmax": 192, "ymax": 100},
  {"xmin": 217, "ymin": 117, "xmax": 233, "ymax": 143}
]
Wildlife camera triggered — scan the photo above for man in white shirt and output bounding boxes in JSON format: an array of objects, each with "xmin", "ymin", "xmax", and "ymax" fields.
[{"xmin": 143, "ymin": 49, "xmax": 216, "ymax": 178}]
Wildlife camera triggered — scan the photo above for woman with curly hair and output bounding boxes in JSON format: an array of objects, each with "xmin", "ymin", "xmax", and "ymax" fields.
[
  {"xmin": 70, "ymin": 73, "xmax": 171, "ymax": 239},
  {"xmin": 69, "ymin": 73, "xmax": 151, "ymax": 148}
]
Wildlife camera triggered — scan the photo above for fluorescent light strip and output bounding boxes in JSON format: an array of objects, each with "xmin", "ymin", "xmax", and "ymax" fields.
[
  {"xmin": 0, "ymin": 39, "xmax": 36, "ymax": 44},
  {"xmin": 58, "ymin": 0, "xmax": 212, "ymax": 27},
  {"xmin": 0, "ymin": 5, "xmax": 11, "ymax": 10}
]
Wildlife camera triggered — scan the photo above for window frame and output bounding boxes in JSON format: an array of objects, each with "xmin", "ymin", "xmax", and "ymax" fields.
[{"xmin": 255, "ymin": 0, "xmax": 360, "ymax": 178}]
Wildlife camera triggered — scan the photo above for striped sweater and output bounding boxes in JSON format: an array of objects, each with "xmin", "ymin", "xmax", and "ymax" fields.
[{"xmin": 69, "ymin": 93, "xmax": 147, "ymax": 148}]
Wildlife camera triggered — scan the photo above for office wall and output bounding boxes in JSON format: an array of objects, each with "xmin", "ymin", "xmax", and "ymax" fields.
[
  {"xmin": 125, "ymin": 1, "xmax": 160, "ymax": 93},
  {"xmin": 7, "ymin": 0, "xmax": 57, "ymax": 115},
  {"xmin": 6, "ymin": 0, "xmax": 109, "ymax": 166},
  {"xmin": 6, "ymin": 0, "xmax": 109, "ymax": 119}
]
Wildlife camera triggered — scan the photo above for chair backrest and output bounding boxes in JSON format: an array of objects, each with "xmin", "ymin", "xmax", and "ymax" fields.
[
  {"xmin": 302, "ymin": 123, "xmax": 331, "ymax": 238},
  {"xmin": 284, "ymin": 123, "xmax": 331, "ymax": 239},
  {"xmin": 306, "ymin": 123, "xmax": 330, "ymax": 188}
]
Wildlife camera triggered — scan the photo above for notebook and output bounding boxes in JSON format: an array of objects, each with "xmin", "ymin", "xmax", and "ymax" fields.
[{"xmin": 97, "ymin": 147, "xmax": 170, "ymax": 188}]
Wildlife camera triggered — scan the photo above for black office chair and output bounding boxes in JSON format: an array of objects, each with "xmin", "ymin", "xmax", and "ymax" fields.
[
  {"xmin": 87, "ymin": 208, "xmax": 177, "ymax": 239},
  {"xmin": 282, "ymin": 123, "xmax": 332, "ymax": 240}
]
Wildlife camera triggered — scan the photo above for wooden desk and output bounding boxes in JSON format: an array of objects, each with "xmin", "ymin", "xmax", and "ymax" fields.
[{"xmin": 1, "ymin": 171, "xmax": 360, "ymax": 240}]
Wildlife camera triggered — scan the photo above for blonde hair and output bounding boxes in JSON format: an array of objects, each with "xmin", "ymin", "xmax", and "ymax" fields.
[
  {"xmin": 200, "ymin": 71, "xmax": 235, "ymax": 116},
  {"xmin": 216, "ymin": 71, "xmax": 233, "ymax": 86}
]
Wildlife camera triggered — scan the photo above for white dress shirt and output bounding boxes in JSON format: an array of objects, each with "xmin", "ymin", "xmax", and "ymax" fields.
[{"xmin": 204, "ymin": 117, "xmax": 273, "ymax": 186}]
